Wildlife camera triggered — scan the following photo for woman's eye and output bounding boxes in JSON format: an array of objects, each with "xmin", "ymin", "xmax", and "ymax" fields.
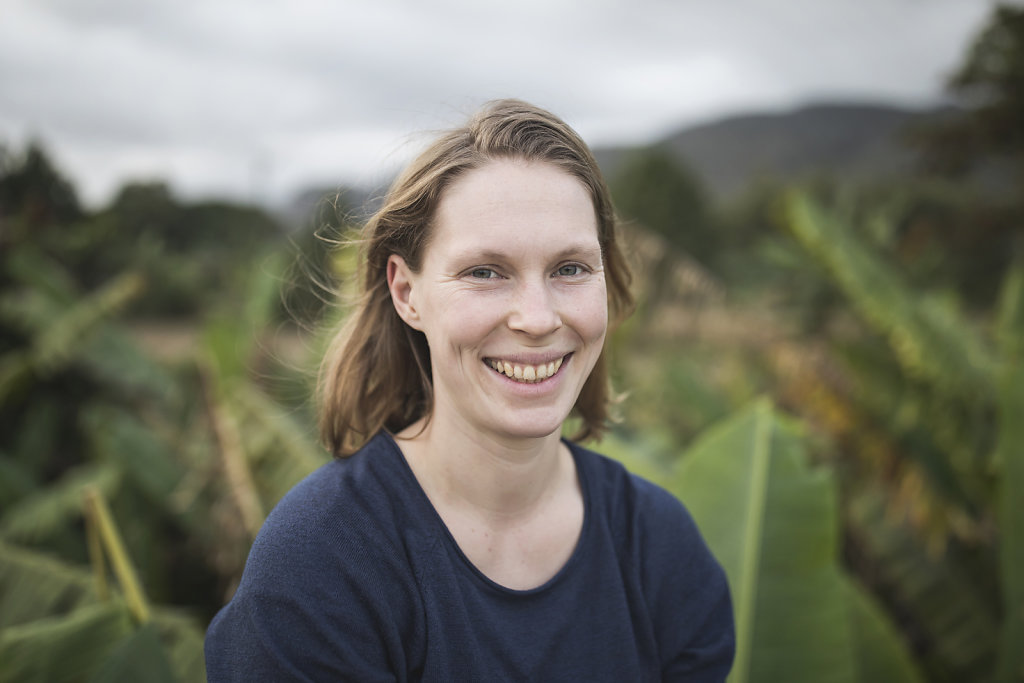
[
  {"xmin": 556, "ymin": 264, "xmax": 584, "ymax": 277},
  {"xmin": 470, "ymin": 268, "xmax": 497, "ymax": 279}
]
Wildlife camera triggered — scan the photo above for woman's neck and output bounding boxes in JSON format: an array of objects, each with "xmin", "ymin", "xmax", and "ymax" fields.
[
  {"xmin": 395, "ymin": 413, "xmax": 570, "ymax": 524},
  {"xmin": 395, "ymin": 411, "xmax": 585, "ymax": 590}
]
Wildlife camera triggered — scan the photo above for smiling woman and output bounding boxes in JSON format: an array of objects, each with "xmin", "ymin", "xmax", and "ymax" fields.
[
  {"xmin": 204, "ymin": 99, "xmax": 735, "ymax": 682},
  {"xmin": 387, "ymin": 160, "xmax": 608, "ymax": 447}
]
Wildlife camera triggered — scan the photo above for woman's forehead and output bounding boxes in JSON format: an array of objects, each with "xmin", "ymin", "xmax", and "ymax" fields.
[{"xmin": 429, "ymin": 159, "xmax": 598, "ymax": 250}]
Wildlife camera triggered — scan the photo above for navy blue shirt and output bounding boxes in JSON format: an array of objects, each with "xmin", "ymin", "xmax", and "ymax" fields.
[{"xmin": 205, "ymin": 432, "xmax": 734, "ymax": 681}]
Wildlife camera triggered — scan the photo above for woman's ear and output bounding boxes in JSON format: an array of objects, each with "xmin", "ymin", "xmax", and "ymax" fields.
[{"xmin": 387, "ymin": 254, "xmax": 422, "ymax": 330}]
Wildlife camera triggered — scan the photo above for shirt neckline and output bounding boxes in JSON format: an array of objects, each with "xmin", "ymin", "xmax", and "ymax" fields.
[{"xmin": 377, "ymin": 430, "xmax": 592, "ymax": 596}]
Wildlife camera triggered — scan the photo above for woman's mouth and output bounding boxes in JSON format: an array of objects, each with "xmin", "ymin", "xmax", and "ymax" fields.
[{"xmin": 485, "ymin": 354, "xmax": 568, "ymax": 383}]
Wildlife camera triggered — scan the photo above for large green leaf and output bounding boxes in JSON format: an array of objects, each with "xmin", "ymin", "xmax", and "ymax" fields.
[
  {"xmin": 0, "ymin": 542, "xmax": 98, "ymax": 630},
  {"xmin": 675, "ymin": 400, "xmax": 854, "ymax": 681},
  {"xmin": 0, "ymin": 463, "xmax": 121, "ymax": 543},
  {"xmin": 77, "ymin": 327, "xmax": 182, "ymax": 407},
  {"xmin": 1, "ymin": 244, "xmax": 79, "ymax": 308},
  {"xmin": 995, "ymin": 262, "xmax": 1024, "ymax": 682},
  {"xmin": 842, "ymin": 577, "xmax": 924, "ymax": 683},
  {"xmin": 995, "ymin": 365, "xmax": 1024, "ymax": 682},
  {"xmin": 0, "ymin": 604, "xmax": 188, "ymax": 683},
  {"xmin": 79, "ymin": 405, "xmax": 183, "ymax": 502},
  {"xmin": 32, "ymin": 271, "xmax": 144, "ymax": 375},
  {"xmin": 673, "ymin": 400, "xmax": 922, "ymax": 682},
  {"xmin": 0, "ymin": 542, "xmax": 207, "ymax": 682},
  {"xmin": 90, "ymin": 623, "xmax": 177, "ymax": 683},
  {"xmin": 0, "ymin": 601, "xmax": 133, "ymax": 683}
]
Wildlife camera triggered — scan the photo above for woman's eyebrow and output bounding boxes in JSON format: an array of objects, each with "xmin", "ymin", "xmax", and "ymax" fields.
[{"xmin": 452, "ymin": 243, "xmax": 603, "ymax": 263}]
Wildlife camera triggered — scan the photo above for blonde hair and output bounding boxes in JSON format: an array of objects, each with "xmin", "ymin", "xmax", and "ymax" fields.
[{"xmin": 319, "ymin": 99, "xmax": 633, "ymax": 456}]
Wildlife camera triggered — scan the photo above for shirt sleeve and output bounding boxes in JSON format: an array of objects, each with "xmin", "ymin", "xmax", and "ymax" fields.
[
  {"xmin": 637, "ymin": 479, "xmax": 736, "ymax": 682},
  {"xmin": 204, "ymin": 474, "xmax": 423, "ymax": 682}
]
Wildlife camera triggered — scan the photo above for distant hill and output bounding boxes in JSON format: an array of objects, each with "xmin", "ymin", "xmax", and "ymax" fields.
[
  {"xmin": 594, "ymin": 102, "xmax": 952, "ymax": 199},
  {"xmin": 288, "ymin": 101, "xmax": 963, "ymax": 221}
]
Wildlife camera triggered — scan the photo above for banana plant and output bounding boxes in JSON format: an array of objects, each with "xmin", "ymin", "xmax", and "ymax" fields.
[
  {"xmin": 0, "ymin": 491, "xmax": 206, "ymax": 683},
  {"xmin": 994, "ymin": 262, "xmax": 1024, "ymax": 682},
  {"xmin": 605, "ymin": 400, "xmax": 923, "ymax": 682},
  {"xmin": 781, "ymin": 191, "xmax": 1024, "ymax": 682},
  {"xmin": 677, "ymin": 400, "xmax": 923, "ymax": 683}
]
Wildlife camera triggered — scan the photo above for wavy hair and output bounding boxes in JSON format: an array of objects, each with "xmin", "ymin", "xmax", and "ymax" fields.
[{"xmin": 319, "ymin": 99, "xmax": 633, "ymax": 456}]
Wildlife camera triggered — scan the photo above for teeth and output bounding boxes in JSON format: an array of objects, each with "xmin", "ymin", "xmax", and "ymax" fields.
[{"xmin": 488, "ymin": 356, "xmax": 565, "ymax": 383}]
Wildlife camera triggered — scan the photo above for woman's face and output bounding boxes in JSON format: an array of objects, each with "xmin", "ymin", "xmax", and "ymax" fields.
[{"xmin": 389, "ymin": 159, "xmax": 608, "ymax": 444}]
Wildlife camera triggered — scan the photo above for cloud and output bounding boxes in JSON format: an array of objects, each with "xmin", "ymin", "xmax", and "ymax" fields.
[{"xmin": 0, "ymin": 0, "xmax": 998, "ymax": 207}]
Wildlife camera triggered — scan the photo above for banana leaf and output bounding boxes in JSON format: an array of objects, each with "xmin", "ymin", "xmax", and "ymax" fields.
[
  {"xmin": 995, "ymin": 262, "xmax": 1024, "ymax": 682},
  {"xmin": 0, "ymin": 464, "xmax": 121, "ymax": 543},
  {"xmin": 0, "ymin": 541, "xmax": 207, "ymax": 682},
  {"xmin": 0, "ymin": 602, "xmax": 133, "ymax": 683},
  {"xmin": 673, "ymin": 400, "xmax": 922, "ymax": 682},
  {"xmin": 782, "ymin": 192, "xmax": 994, "ymax": 398},
  {"xmin": 847, "ymin": 491, "xmax": 998, "ymax": 682},
  {"xmin": 0, "ymin": 542, "xmax": 98, "ymax": 630},
  {"xmin": 842, "ymin": 577, "xmax": 924, "ymax": 683},
  {"xmin": 90, "ymin": 623, "xmax": 177, "ymax": 683},
  {"xmin": 995, "ymin": 363, "xmax": 1024, "ymax": 682}
]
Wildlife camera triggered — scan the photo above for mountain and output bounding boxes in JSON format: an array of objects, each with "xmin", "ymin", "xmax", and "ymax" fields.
[
  {"xmin": 594, "ymin": 102, "xmax": 951, "ymax": 199},
  {"xmin": 288, "ymin": 101, "xmax": 963, "ymax": 220}
]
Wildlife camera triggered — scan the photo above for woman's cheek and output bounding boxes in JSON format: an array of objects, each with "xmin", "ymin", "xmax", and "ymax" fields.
[{"xmin": 567, "ymin": 282, "xmax": 609, "ymax": 342}]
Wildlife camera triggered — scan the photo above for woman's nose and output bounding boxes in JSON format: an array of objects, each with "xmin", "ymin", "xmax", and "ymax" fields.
[{"xmin": 507, "ymin": 280, "xmax": 562, "ymax": 337}]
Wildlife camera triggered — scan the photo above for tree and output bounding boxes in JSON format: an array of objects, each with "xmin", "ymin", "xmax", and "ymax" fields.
[
  {"xmin": 0, "ymin": 142, "xmax": 81, "ymax": 238},
  {"xmin": 611, "ymin": 146, "xmax": 717, "ymax": 264},
  {"xmin": 917, "ymin": 4, "xmax": 1024, "ymax": 178}
]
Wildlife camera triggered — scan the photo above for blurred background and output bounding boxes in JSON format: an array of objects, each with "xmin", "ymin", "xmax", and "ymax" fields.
[{"xmin": 2, "ymin": 1, "xmax": 1022, "ymax": 681}]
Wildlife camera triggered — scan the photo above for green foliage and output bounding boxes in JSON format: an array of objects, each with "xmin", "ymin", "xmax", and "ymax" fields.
[
  {"xmin": 0, "ymin": 602, "xmax": 136, "ymax": 683},
  {"xmin": 782, "ymin": 192, "xmax": 1001, "ymax": 523},
  {"xmin": 949, "ymin": 4, "xmax": 1024, "ymax": 166},
  {"xmin": 678, "ymin": 401, "xmax": 856, "ymax": 681},
  {"xmin": 614, "ymin": 401, "xmax": 924, "ymax": 682},
  {"xmin": 995, "ymin": 262, "xmax": 1024, "ymax": 682},
  {"xmin": 90, "ymin": 624, "xmax": 178, "ymax": 683},
  {"xmin": 0, "ymin": 141, "xmax": 333, "ymax": 679},
  {"xmin": 1, "ymin": 464, "xmax": 120, "ymax": 543},
  {"xmin": 0, "ymin": 542, "xmax": 205, "ymax": 682},
  {"xmin": 842, "ymin": 578, "xmax": 926, "ymax": 683},
  {"xmin": 0, "ymin": 141, "xmax": 82, "ymax": 233},
  {"xmin": 783, "ymin": 192, "xmax": 994, "ymax": 397},
  {"xmin": 679, "ymin": 401, "xmax": 923, "ymax": 682},
  {"xmin": 914, "ymin": 4, "xmax": 1024, "ymax": 180},
  {"xmin": 0, "ymin": 542, "xmax": 98, "ymax": 630},
  {"xmin": 847, "ymin": 492, "xmax": 1000, "ymax": 681},
  {"xmin": 777, "ymin": 191, "xmax": 1024, "ymax": 681},
  {"xmin": 611, "ymin": 146, "xmax": 718, "ymax": 265}
]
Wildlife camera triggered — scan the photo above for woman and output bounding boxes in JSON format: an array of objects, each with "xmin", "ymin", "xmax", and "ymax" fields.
[{"xmin": 205, "ymin": 99, "xmax": 734, "ymax": 681}]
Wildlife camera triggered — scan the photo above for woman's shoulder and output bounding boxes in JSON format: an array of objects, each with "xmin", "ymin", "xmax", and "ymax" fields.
[
  {"xmin": 246, "ymin": 432, "xmax": 424, "ymax": 580},
  {"xmin": 568, "ymin": 439, "xmax": 699, "ymax": 536},
  {"xmin": 569, "ymin": 440, "xmax": 735, "ymax": 675},
  {"xmin": 206, "ymin": 432, "xmax": 429, "ymax": 680}
]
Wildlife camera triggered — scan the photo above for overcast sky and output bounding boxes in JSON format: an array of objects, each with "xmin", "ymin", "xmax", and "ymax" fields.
[{"xmin": 0, "ymin": 0, "xmax": 1005, "ymax": 208}]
